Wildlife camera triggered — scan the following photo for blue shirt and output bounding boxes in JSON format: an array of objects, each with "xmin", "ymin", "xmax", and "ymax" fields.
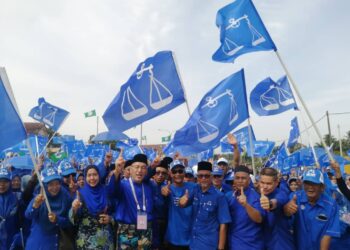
[
  {"xmin": 165, "ymin": 182, "xmax": 196, "ymax": 246},
  {"xmin": 263, "ymin": 188, "xmax": 295, "ymax": 250},
  {"xmin": 293, "ymin": 190, "xmax": 340, "ymax": 250},
  {"xmin": 226, "ymin": 187, "xmax": 265, "ymax": 250},
  {"xmin": 151, "ymin": 180, "xmax": 167, "ymax": 220},
  {"xmin": 215, "ymin": 183, "xmax": 232, "ymax": 194},
  {"xmin": 190, "ymin": 185, "xmax": 231, "ymax": 250},
  {"xmin": 107, "ymin": 176, "xmax": 154, "ymax": 224}
]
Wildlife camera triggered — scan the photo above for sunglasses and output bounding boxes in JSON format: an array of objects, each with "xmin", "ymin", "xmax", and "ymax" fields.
[
  {"xmin": 171, "ymin": 169, "xmax": 184, "ymax": 174},
  {"xmin": 197, "ymin": 174, "xmax": 211, "ymax": 179},
  {"xmin": 185, "ymin": 173, "xmax": 194, "ymax": 178},
  {"xmin": 155, "ymin": 171, "xmax": 168, "ymax": 176},
  {"xmin": 213, "ymin": 175, "xmax": 222, "ymax": 179}
]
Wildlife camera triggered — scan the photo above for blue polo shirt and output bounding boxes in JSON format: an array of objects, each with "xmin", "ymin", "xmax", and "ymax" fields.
[
  {"xmin": 215, "ymin": 183, "xmax": 232, "ymax": 194},
  {"xmin": 263, "ymin": 188, "xmax": 295, "ymax": 250},
  {"xmin": 190, "ymin": 185, "xmax": 231, "ymax": 250},
  {"xmin": 151, "ymin": 180, "xmax": 167, "ymax": 220},
  {"xmin": 293, "ymin": 190, "xmax": 340, "ymax": 250},
  {"xmin": 165, "ymin": 182, "xmax": 196, "ymax": 246},
  {"xmin": 226, "ymin": 187, "xmax": 265, "ymax": 250}
]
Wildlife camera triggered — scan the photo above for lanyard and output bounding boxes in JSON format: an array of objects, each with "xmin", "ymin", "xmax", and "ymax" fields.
[{"xmin": 129, "ymin": 178, "xmax": 146, "ymax": 212}]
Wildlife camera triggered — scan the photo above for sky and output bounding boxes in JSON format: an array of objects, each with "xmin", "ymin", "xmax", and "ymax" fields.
[{"xmin": 1, "ymin": 0, "xmax": 349, "ymax": 147}]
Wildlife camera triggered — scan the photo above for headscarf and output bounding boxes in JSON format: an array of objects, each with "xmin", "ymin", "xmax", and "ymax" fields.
[
  {"xmin": 79, "ymin": 165, "xmax": 107, "ymax": 216},
  {"xmin": 0, "ymin": 181, "xmax": 17, "ymax": 219}
]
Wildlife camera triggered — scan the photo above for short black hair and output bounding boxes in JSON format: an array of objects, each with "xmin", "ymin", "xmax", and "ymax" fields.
[{"xmin": 260, "ymin": 167, "xmax": 278, "ymax": 181}]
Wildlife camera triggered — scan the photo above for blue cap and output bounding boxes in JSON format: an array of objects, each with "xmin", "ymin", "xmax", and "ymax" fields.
[
  {"xmin": 212, "ymin": 166, "xmax": 223, "ymax": 176},
  {"xmin": 170, "ymin": 160, "xmax": 185, "ymax": 170},
  {"xmin": 41, "ymin": 167, "xmax": 61, "ymax": 183},
  {"xmin": 225, "ymin": 172, "xmax": 234, "ymax": 181},
  {"xmin": 58, "ymin": 161, "xmax": 77, "ymax": 177},
  {"xmin": 0, "ymin": 167, "xmax": 11, "ymax": 181},
  {"xmin": 302, "ymin": 169, "xmax": 324, "ymax": 184},
  {"xmin": 185, "ymin": 167, "xmax": 194, "ymax": 175}
]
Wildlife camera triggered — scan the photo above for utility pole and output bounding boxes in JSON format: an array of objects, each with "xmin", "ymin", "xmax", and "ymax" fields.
[{"xmin": 326, "ymin": 111, "xmax": 331, "ymax": 145}]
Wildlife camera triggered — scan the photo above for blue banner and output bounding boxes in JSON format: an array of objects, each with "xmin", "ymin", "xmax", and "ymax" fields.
[
  {"xmin": 172, "ymin": 69, "xmax": 249, "ymax": 155},
  {"xmin": 287, "ymin": 117, "xmax": 300, "ymax": 148},
  {"xmin": 0, "ymin": 68, "xmax": 27, "ymax": 152},
  {"xmin": 247, "ymin": 140, "xmax": 275, "ymax": 158},
  {"xmin": 212, "ymin": 0, "xmax": 276, "ymax": 63},
  {"xmin": 103, "ymin": 51, "xmax": 186, "ymax": 132},
  {"xmin": 221, "ymin": 125, "xmax": 255, "ymax": 153},
  {"xmin": 116, "ymin": 141, "xmax": 143, "ymax": 160},
  {"xmin": 250, "ymin": 76, "xmax": 297, "ymax": 116},
  {"xmin": 29, "ymin": 97, "xmax": 69, "ymax": 131}
]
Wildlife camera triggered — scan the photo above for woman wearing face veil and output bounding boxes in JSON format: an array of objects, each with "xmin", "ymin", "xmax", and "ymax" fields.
[
  {"xmin": 70, "ymin": 165, "xmax": 114, "ymax": 250},
  {"xmin": 25, "ymin": 167, "xmax": 72, "ymax": 250}
]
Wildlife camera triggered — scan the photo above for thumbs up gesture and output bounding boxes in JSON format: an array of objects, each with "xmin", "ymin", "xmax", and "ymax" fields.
[
  {"xmin": 284, "ymin": 194, "xmax": 298, "ymax": 216},
  {"xmin": 179, "ymin": 189, "xmax": 189, "ymax": 208},
  {"xmin": 33, "ymin": 187, "xmax": 45, "ymax": 209},
  {"xmin": 161, "ymin": 180, "xmax": 172, "ymax": 197},
  {"xmin": 260, "ymin": 187, "xmax": 270, "ymax": 210},
  {"xmin": 72, "ymin": 190, "xmax": 82, "ymax": 214},
  {"xmin": 237, "ymin": 186, "xmax": 247, "ymax": 207}
]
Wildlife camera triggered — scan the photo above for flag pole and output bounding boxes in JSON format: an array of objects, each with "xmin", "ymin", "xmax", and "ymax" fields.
[
  {"xmin": 96, "ymin": 115, "xmax": 99, "ymax": 135},
  {"xmin": 140, "ymin": 123, "xmax": 143, "ymax": 146},
  {"xmin": 338, "ymin": 124, "xmax": 343, "ymax": 157},
  {"xmin": 247, "ymin": 118, "xmax": 256, "ymax": 176},
  {"xmin": 275, "ymin": 51, "xmax": 334, "ymax": 161}
]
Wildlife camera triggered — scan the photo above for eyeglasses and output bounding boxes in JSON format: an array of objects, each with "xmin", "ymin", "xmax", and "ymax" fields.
[
  {"xmin": 185, "ymin": 174, "xmax": 194, "ymax": 178},
  {"xmin": 213, "ymin": 175, "xmax": 222, "ymax": 179},
  {"xmin": 197, "ymin": 174, "xmax": 211, "ymax": 179},
  {"xmin": 171, "ymin": 169, "xmax": 184, "ymax": 174},
  {"xmin": 132, "ymin": 165, "xmax": 147, "ymax": 171},
  {"xmin": 155, "ymin": 171, "xmax": 168, "ymax": 176}
]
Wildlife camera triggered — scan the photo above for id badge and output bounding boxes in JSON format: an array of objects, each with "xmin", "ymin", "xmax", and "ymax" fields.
[{"xmin": 137, "ymin": 211, "xmax": 147, "ymax": 230}]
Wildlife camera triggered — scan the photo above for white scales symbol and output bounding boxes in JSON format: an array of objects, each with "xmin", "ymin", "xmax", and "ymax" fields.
[
  {"xmin": 197, "ymin": 89, "xmax": 238, "ymax": 144},
  {"xmin": 121, "ymin": 63, "xmax": 173, "ymax": 121},
  {"xmin": 222, "ymin": 14, "xmax": 265, "ymax": 56},
  {"xmin": 33, "ymin": 102, "xmax": 58, "ymax": 127},
  {"xmin": 260, "ymin": 84, "xmax": 294, "ymax": 111}
]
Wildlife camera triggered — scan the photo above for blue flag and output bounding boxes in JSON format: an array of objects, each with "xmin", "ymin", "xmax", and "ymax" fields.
[
  {"xmin": 269, "ymin": 142, "xmax": 289, "ymax": 170},
  {"xmin": 142, "ymin": 147, "xmax": 157, "ymax": 162},
  {"xmin": 103, "ymin": 51, "xmax": 186, "ymax": 132},
  {"xmin": 0, "ymin": 68, "xmax": 27, "ymax": 152},
  {"xmin": 287, "ymin": 117, "xmax": 300, "ymax": 148},
  {"xmin": 247, "ymin": 140, "xmax": 275, "ymax": 158},
  {"xmin": 221, "ymin": 125, "xmax": 255, "ymax": 153},
  {"xmin": 52, "ymin": 135, "xmax": 76, "ymax": 144},
  {"xmin": 116, "ymin": 141, "xmax": 143, "ymax": 160},
  {"xmin": 212, "ymin": 0, "xmax": 276, "ymax": 63},
  {"xmin": 172, "ymin": 69, "xmax": 249, "ymax": 155},
  {"xmin": 250, "ymin": 76, "xmax": 297, "ymax": 116},
  {"xmin": 29, "ymin": 97, "xmax": 69, "ymax": 131}
]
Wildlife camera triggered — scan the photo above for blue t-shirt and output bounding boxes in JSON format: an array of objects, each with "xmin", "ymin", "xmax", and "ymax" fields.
[
  {"xmin": 190, "ymin": 185, "xmax": 231, "ymax": 250},
  {"xmin": 226, "ymin": 187, "xmax": 265, "ymax": 250}
]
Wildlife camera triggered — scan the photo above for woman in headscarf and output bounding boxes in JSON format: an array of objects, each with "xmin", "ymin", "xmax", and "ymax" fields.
[
  {"xmin": 70, "ymin": 165, "xmax": 114, "ymax": 250},
  {"xmin": 0, "ymin": 167, "xmax": 19, "ymax": 250},
  {"xmin": 25, "ymin": 167, "xmax": 73, "ymax": 250}
]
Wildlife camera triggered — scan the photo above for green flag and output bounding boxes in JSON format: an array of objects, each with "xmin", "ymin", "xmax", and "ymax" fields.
[
  {"xmin": 161, "ymin": 135, "xmax": 171, "ymax": 143},
  {"xmin": 142, "ymin": 136, "xmax": 147, "ymax": 140},
  {"xmin": 84, "ymin": 109, "xmax": 96, "ymax": 118},
  {"xmin": 50, "ymin": 151, "xmax": 68, "ymax": 163}
]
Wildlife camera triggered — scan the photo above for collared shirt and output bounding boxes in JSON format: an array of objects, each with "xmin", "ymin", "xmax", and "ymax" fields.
[
  {"xmin": 165, "ymin": 182, "xmax": 196, "ymax": 246},
  {"xmin": 190, "ymin": 185, "xmax": 231, "ymax": 250},
  {"xmin": 226, "ymin": 187, "xmax": 265, "ymax": 250},
  {"xmin": 151, "ymin": 180, "xmax": 167, "ymax": 220},
  {"xmin": 215, "ymin": 183, "xmax": 232, "ymax": 194},
  {"xmin": 293, "ymin": 190, "xmax": 340, "ymax": 250},
  {"xmin": 263, "ymin": 188, "xmax": 295, "ymax": 250}
]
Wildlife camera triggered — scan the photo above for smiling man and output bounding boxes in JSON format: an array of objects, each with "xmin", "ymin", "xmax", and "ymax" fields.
[{"xmin": 284, "ymin": 168, "xmax": 340, "ymax": 250}]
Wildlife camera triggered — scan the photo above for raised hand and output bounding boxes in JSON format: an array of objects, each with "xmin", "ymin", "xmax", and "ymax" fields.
[
  {"xmin": 69, "ymin": 175, "xmax": 77, "ymax": 193},
  {"xmin": 48, "ymin": 212, "xmax": 57, "ymax": 223},
  {"xmin": 284, "ymin": 194, "xmax": 298, "ymax": 216},
  {"xmin": 33, "ymin": 187, "xmax": 45, "ymax": 209},
  {"xmin": 227, "ymin": 133, "xmax": 238, "ymax": 147},
  {"xmin": 72, "ymin": 190, "xmax": 82, "ymax": 213},
  {"xmin": 179, "ymin": 189, "xmax": 189, "ymax": 208},
  {"xmin": 260, "ymin": 187, "xmax": 270, "ymax": 210},
  {"xmin": 151, "ymin": 150, "xmax": 161, "ymax": 169},
  {"xmin": 330, "ymin": 161, "xmax": 341, "ymax": 178},
  {"xmin": 237, "ymin": 186, "xmax": 247, "ymax": 207},
  {"xmin": 114, "ymin": 148, "xmax": 125, "ymax": 178},
  {"xmin": 161, "ymin": 180, "xmax": 171, "ymax": 197}
]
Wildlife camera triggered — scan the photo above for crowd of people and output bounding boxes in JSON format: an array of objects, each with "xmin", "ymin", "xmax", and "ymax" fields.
[{"xmin": 0, "ymin": 136, "xmax": 349, "ymax": 250}]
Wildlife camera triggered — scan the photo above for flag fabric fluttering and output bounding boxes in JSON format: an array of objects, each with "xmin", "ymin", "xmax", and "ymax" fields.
[
  {"xmin": 212, "ymin": 0, "xmax": 276, "ymax": 63},
  {"xmin": 29, "ymin": 97, "xmax": 69, "ymax": 131},
  {"xmin": 84, "ymin": 109, "xmax": 96, "ymax": 118},
  {"xmin": 287, "ymin": 117, "xmax": 300, "ymax": 148},
  {"xmin": 221, "ymin": 125, "xmax": 255, "ymax": 153},
  {"xmin": 172, "ymin": 69, "xmax": 249, "ymax": 155},
  {"xmin": 250, "ymin": 76, "xmax": 297, "ymax": 116},
  {"xmin": 0, "ymin": 68, "xmax": 27, "ymax": 152},
  {"xmin": 103, "ymin": 51, "xmax": 186, "ymax": 132},
  {"xmin": 246, "ymin": 140, "xmax": 275, "ymax": 158},
  {"xmin": 116, "ymin": 141, "xmax": 143, "ymax": 160}
]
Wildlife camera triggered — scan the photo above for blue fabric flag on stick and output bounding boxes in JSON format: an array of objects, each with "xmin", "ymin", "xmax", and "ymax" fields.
[
  {"xmin": 250, "ymin": 76, "xmax": 297, "ymax": 116},
  {"xmin": 0, "ymin": 68, "xmax": 27, "ymax": 152},
  {"xmin": 287, "ymin": 117, "xmax": 300, "ymax": 148},
  {"xmin": 29, "ymin": 97, "xmax": 69, "ymax": 131},
  {"xmin": 172, "ymin": 69, "xmax": 249, "ymax": 155},
  {"xmin": 103, "ymin": 51, "xmax": 186, "ymax": 132},
  {"xmin": 247, "ymin": 140, "xmax": 275, "ymax": 158},
  {"xmin": 212, "ymin": 0, "xmax": 276, "ymax": 63},
  {"xmin": 116, "ymin": 141, "xmax": 143, "ymax": 160},
  {"xmin": 221, "ymin": 125, "xmax": 255, "ymax": 153}
]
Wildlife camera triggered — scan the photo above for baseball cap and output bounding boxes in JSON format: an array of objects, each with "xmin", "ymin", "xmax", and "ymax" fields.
[
  {"xmin": 185, "ymin": 167, "xmax": 194, "ymax": 175},
  {"xmin": 170, "ymin": 160, "xmax": 185, "ymax": 170},
  {"xmin": 217, "ymin": 157, "xmax": 228, "ymax": 165},
  {"xmin": 302, "ymin": 169, "xmax": 324, "ymax": 184},
  {"xmin": 58, "ymin": 161, "xmax": 77, "ymax": 177},
  {"xmin": 0, "ymin": 167, "xmax": 11, "ymax": 181},
  {"xmin": 212, "ymin": 166, "xmax": 223, "ymax": 176},
  {"xmin": 41, "ymin": 167, "xmax": 61, "ymax": 183}
]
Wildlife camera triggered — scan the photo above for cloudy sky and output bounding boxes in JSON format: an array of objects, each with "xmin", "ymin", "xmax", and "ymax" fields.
[{"xmin": 1, "ymin": 0, "xmax": 349, "ymax": 146}]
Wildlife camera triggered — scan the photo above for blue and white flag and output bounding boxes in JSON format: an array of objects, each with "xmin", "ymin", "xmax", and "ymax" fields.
[
  {"xmin": 29, "ymin": 98, "xmax": 69, "ymax": 131},
  {"xmin": 247, "ymin": 140, "xmax": 275, "ymax": 158},
  {"xmin": 52, "ymin": 135, "xmax": 76, "ymax": 144},
  {"xmin": 250, "ymin": 76, "xmax": 297, "ymax": 116},
  {"xmin": 142, "ymin": 147, "xmax": 157, "ymax": 162},
  {"xmin": 221, "ymin": 125, "xmax": 255, "ymax": 153},
  {"xmin": 172, "ymin": 69, "xmax": 249, "ymax": 155},
  {"xmin": 287, "ymin": 117, "xmax": 300, "ymax": 148},
  {"xmin": 103, "ymin": 51, "xmax": 186, "ymax": 132},
  {"xmin": 212, "ymin": 0, "xmax": 276, "ymax": 63},
  {"xmin": 269, "ymin": 142, "xmax": 289, "ymax": 170},
  {"xmin": 116, "ymin": 141, "xmax": 143, "ymax": 160}
]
